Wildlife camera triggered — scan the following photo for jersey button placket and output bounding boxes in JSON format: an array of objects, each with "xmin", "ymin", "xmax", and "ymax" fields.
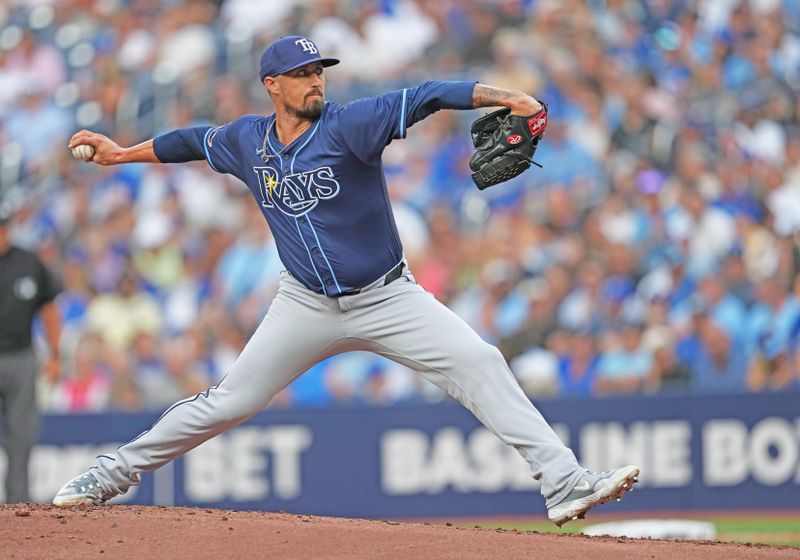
[{"xmin": 295, "ymin": 216, "xmax": 334, "ymax": 295}]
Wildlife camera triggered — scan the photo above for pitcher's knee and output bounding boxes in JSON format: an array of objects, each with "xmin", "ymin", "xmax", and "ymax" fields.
[
  {"xmin": 205, "ymin": 386, "xmax": 269, "ymax": 425},
  {"xmin": 462, "ymin": 342, "xmax": 507, "ymax": 372}
]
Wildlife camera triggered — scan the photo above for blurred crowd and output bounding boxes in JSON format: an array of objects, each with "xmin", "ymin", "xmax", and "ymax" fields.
[{"xmin": 1, "ymin": 0, "xmax": 800, "ymax": 412}]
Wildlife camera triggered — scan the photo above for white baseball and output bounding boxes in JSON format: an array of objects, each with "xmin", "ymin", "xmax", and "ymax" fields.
[{"xmin": 71, "ymin": 144, "xmax": 95, "ymax": 161}]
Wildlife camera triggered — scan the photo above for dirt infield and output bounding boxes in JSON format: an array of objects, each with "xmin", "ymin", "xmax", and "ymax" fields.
[{"xmin": 2, "ymin": 504, "xmax": 797, "ymax": 560}]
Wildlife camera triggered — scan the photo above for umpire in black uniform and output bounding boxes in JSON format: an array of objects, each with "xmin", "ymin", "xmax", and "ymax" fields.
[{"xmin": 0, "ymin": 206, "xmax": 62, "ymax": 503}]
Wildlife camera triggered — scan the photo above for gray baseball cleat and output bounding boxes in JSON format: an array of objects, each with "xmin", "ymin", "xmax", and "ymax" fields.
[
  {"xmin": 547, "ymin": 465, "xmax": 640, "ymax": 527},
  {"xmin": 53, "ymin": 470, "xmax": 116, "ymax": 507}
]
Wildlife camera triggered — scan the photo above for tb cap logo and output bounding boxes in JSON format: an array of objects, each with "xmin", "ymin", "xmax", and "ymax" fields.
[{"xmin": 295, "ymin": 38, "xmax": 318, "ymax": 55}]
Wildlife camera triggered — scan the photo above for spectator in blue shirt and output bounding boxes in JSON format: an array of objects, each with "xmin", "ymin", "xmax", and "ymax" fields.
[
  {"xmin": 688, "ymin": 314, "xmax": 748, "ymax": 394},
  {"xmin": 556, "ymin": 331, "xmax": 600, "ymax": 398}
]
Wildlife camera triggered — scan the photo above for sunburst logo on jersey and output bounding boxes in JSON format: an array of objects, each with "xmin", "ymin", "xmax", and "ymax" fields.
[{"xmin": 265, "ymin": 172, "xmax": 280, "ymax": 196}]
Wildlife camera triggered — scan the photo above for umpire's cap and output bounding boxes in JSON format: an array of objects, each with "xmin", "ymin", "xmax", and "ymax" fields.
[{"xmin": 259, "ymin": 35, "xmax": 339, "ymax": 81}]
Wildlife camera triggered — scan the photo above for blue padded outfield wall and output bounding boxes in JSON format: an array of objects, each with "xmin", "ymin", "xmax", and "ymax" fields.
[{"xmin": 4, "ymin": 392, "xmax": 800, "ymax": 516}]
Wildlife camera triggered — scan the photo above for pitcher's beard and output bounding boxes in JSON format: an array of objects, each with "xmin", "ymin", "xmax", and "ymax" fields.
[{"xmin": 294, "ymin": 98, "xmax": 324, "ymax": 120}]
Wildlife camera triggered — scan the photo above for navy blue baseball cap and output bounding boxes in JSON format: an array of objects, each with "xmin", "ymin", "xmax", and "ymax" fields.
[{"xmin": 259, "ymin": 35, "xmax": 339, "ymax": 81}]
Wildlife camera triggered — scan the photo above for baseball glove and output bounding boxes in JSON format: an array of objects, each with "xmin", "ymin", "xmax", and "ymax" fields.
[{"xmin": 468, "ymin": 103, "xmax": 548, "ymax": 190}]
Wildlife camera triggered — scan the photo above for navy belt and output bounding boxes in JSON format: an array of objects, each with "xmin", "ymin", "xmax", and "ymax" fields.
[{"xmin": 336, "ymin": 262, "xmax": 405, "ymax": 297}]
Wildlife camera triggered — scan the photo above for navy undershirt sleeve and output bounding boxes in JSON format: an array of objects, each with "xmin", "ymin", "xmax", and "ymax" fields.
[{"xmin": 152, "ymin": 126, "xmax": 211, "ymax": 163}]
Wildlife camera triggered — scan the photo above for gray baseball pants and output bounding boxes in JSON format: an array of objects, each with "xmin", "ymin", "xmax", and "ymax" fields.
[
  {"xmin": 92, "ymin": 269, "xmax": 584, "ymax": 506},
  {"xmin": 0, "ymin": 348, "xmax": 39, "ymax": 503}
]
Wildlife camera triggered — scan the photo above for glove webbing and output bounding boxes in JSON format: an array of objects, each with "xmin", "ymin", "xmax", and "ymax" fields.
[{"xmin": 472, "ymin": 152, "xmax": 535, "ymax": 190}]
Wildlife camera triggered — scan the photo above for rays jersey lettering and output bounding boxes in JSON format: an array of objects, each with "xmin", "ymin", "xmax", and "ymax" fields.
[
  {"xmin": 253, "ymin": 165, "xmax": 340, "ymax": 217},
  {"xmin": 183, "ymin": 81, "xmax": 475, "ymax": 294}
]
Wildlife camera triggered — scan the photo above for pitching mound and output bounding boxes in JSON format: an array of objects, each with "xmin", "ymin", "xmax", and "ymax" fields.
[{"xmin": 1, "ymin": 504, "xmax": 796, "ymax": 559}]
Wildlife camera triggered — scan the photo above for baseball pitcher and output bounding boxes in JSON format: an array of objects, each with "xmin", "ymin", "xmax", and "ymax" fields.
[{"xmin": 54, "ymin": 36, "xmax": 638, "ymax": 526}]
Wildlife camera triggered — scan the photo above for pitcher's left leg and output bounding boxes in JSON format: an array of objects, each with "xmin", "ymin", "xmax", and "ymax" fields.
[{"xmin": 345, "ymin": 280, "xmax": 583, "ymax": 506}]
